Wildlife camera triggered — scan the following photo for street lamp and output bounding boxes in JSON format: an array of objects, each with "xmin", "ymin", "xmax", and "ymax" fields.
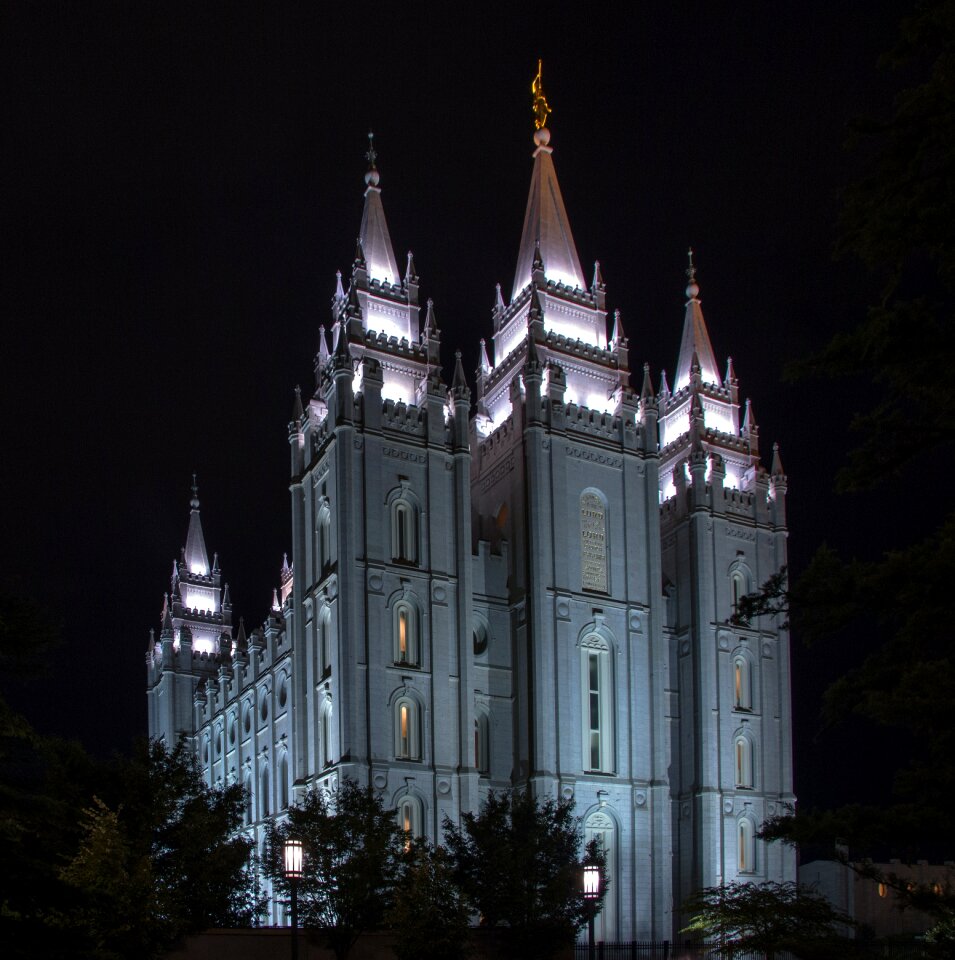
[
  {"xmin": 582, "ymin": 863, "xmax": 601, "ymax": 960},
  {"xmin": 284, "ymin": 837, "xmax": 304, "ymax": 960}
]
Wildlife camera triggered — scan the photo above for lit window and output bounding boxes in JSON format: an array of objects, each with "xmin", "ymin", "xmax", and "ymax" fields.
[
  {"xmin": 396, "ymin": 795, "xmax": 422, "ymax": 848},
  {"xmin": 735, "ymin": 736, "xmax": 753, "ymax": 789},
  {"xmin": 738, "ymin": 819, "xmax": 755, "ymax": 873},
  {"xmin": 395, "ymin": 698, "xmax": 420, "ymax": 760},
  {"xmin": 394, "ymin": 601, "xmax": 418, "ymax": 666},
  {"xmin": 580, "ymin": 636, "xmax": 614, "ymax": 773},
  {"xmin": 392, "ymin": 499, "xmax": 417, "ymax": 564},
  {"xmin": 878, "ymin": 883, "xmax": 887, "ymax": 898}
]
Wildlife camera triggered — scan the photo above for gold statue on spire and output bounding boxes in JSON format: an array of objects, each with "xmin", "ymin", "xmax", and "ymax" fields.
[{"xmin": 532, "ymin": 59, "xmax": 551, "ymax": 130}]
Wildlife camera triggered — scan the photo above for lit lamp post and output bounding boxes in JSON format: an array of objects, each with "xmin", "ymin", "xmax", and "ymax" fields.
[
  {"xmin": 284, "ymin": 837, "xmax": 304, "ymax": 960},
  {"xmin": 582, "ymin": 863, "xmax": 601, "ymax": 960}
]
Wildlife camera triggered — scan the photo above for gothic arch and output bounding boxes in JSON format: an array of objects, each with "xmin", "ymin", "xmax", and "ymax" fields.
[
  {"xmin": 583, "ymin": 807, "xmax": 619, "ymax": 942},
  {"xmin": 385, "ymin": 482, "xmax": 422, "ymax": 565}
]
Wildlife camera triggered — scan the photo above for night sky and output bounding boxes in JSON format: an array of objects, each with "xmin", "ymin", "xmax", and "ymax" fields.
[{"xmin": 2, "ymin": 2, "xmax": 913, "ymax": 814}]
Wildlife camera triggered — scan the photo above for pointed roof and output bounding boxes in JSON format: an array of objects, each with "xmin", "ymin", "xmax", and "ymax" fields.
[
  {"xmin": 511, "ymin": 128, "xmax": 587, "ymax": 299},
  {"xmin": 675, "ymin": 249, "xmax": 720, "ymax": 390},
  {"xmin": 184, "ymin": 475, "xmax": 209, "ymax": 575},
  {"xmin": 358, "ymin": 132, "xmax": 400, "ymax": 285}
]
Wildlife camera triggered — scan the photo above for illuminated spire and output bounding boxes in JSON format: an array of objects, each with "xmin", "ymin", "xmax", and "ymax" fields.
[
  {"xmin": 184, "ymin": 475, "xmax": 209, "ymax": 576},
  {"xmin": 318, "ymin": 325, "xmax": 330, "ymax": 365},
  {"xmin": 511, "ymin": 68, "xmax": 586, "ymax": 299},
  {"xmin": 640, "ymin": 362, "xmax": 655, "ymax": 401},
  {"xmin": 674, "ymin": 248, "xmax": 720, "ymax": 390},
  {"xmin": 478, "ymin": 338, "xmax": 491, "ymax": 374},
  {"xmin": 423, "ymin": 298, "xmax": 438, "ymax": 337},
  {"xmin": 292, "ymin": 384, "xmax": 304, "ymax": 422},
  {"xmin": 452, "ymin": 349, "xmax": 468, "ymax": 394},
  {"xmin": 611, "ymin": 308, "xmax": 625, "ymax": 345},
  {"xmin": 771, "ymin": 441, "xmax": 785, "ymax": 477},
  {"xmin": 358, "ymin": 132, "xmax": 400, "ymax": 285}
]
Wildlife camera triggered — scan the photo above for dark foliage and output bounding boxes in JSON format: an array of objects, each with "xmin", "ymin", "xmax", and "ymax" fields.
[
  {"xmin": 442, "ymin": 789, "xmax": 606, "ymax": 960},
  {"xmin": 263, "ymin": 778, "xmax": 403, "ymax": 960}
]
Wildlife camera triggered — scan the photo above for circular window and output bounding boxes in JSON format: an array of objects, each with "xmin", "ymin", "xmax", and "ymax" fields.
[
  {"xmin": 279, "ymin": 676, "xmax": 288, "ymax": 708},
  {"xmin": 260, "ymin": 693, "xmax": 269, "ymax": 723},
  {"xmin": 243, "ymin": 703, "xmax": 251, "ymax": 734}
]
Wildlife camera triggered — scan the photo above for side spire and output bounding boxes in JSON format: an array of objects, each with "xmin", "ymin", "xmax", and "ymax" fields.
[
  {"xmin": 674, "ymin": 248, "xmax": 721, "ymax": 390},
  {"xmin": 358, "ymin": 132, "xmax": 400, "ymax": 285},
  {"xmin": 184, "ymin": 474, "xmax": 209, "ymax": 576},
  {"xmin": 511, "ymin": 62, "xmax": 586, "ymax": 299}
]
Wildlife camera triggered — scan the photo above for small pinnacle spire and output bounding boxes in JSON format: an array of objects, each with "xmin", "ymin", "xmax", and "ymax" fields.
[
  {"xmin": 532, "ymin": 238, "xmax": 544, "ymax": 272},
  {"xmin": 495, "ymin": 283, "xmax": 505, "ymax": 311},
  {"xmin": 223, "ymin": 582, "xmax": 231, "ymax": 607},
  {"xmin": 354, "ymin": 236, "xmax": 366, "ymax": 267},
  {"xmin": 452, "ymin": 350, "xmax": 467, "ymax": 391},
  {"xmin": 478, "ymin": 338, "xmax": 491, "ymax": 373},
  {"xmin": 611, "ymin": 308, "xmax": 625, "ymax": 344},
  {"xmin": 235, "ymin": 617, "xmax": 248, "ymax": 652},
  {"xmin": 593, "ymin": 260, "xmax": 604, "ymax": 290},
  {"xmin": 771, "ymin": 442, "xmax": 785, "ymax": 477},
  {"xmin": 690, "ymin": 350, "xmax": 701, "ymax": 377},
  {"xmin": 271, "ymin": 588, "xmax": 280, "ymax": 613},
  {"xmin": 659, "ymin": 369, "xmax": 671, "ymax": 399},
  {"xmin": 334, "ymin": 270, "xmax": 345, "ymax": 302},
  {"xmin": 641, "ymin": 362, "xmax": 655, "ymax": 401},
  {"xmin": 334, "ymin": 316, "xmax": 350, "ymax": 360},
  {"xmin": 364, "ymin": 131, "xmax": 379, "ymax": 187},
  {"xmin": 423, "ymin": 298, "xmax": 437, "ymax": 337},
  {"xmin": 162, "ymin": 601, "xmax": 173, "ymax": 634},
  {"xmin": 725, "ymin": 356, "xmax": 737, "ymax": 385},
  {"xmin": 282, "ymin": 552, "xmax": 290, "ymax": 576},
  {"xmin": 743, "ymin": 398, "xmax": 756, "ymax": 433},
  {"xmin": 405, "ymin": 250, "xmax": 416, "ymax": 284},
  {"xmin": 318, "ymin": 325, "xmax": 330, "ymax": 364},
  {"xmin": 292, "ymin": 385, "xmax": 304, "ymax": 421},
  {"xmin": 191, "ymin": 473, "xmax": 199, "ymax": 509}
]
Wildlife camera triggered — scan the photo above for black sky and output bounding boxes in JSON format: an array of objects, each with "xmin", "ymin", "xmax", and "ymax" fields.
[{"xmin": 1, "ymin": 2, "xmax": 913, "ymax": 812}]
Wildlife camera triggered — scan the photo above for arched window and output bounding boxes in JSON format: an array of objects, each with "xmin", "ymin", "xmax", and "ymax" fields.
[
  {"xmin": 474, "ymin": 710, "xmax": 490, "ymax": 775},
  {"xmin": 395, "ymin": 697, "xmax": 420, "ymax": 760},
  {"xmin": 317, "ymin": 506, "xmax": 332, "ymax": 574},
  {"xmin": 585, "ymin": 811, "xmax": 616, "ymax": 941},
  {"xmin": 731, "ymin": 571, "xmax": 746, "ymax": 613},
  {"xmin": 319, "ymin": 701, "xmax": 333, "ymax": 768},
  {"xmin": 735, "ymin": 735, "xmax": 754, "ymax": 789},
  {"xmin": 733, "ymin": 656, "xmax": 752, "ymax": 711},
  {"xmin": 394, "ymin": 600, "xmax": 419, "ymax": 667},
  {"xmin": 396, "ymin": 795, "xmax": 423, "ymax": 847},
  {"xmin": 580, "ymin": 634, "xmax": 614, "ymax": 773},
  {"xmin": 319, "ymin": 608, "xmax": 332, "ymax": 678},
  {"xmin": 279, "ymin": 751, "xmax": 289, "ymax": 810},
  {"xmin": 738, "ymin": 818, "xmax": 755, "ymax": 873},
  {"xmin": 260, "ymin": 763, "xmax": 270, "ymax": 818},
  {"xmin": 392, "ymin": 499, "xmax": 417, "ymax": 564},
  {"xmin": 243, "ymin": 774, "xmax": 253, "ymax": 825}
]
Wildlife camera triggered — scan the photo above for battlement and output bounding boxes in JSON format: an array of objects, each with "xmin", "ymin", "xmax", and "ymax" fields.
[
  {"xmin": 380, "ymin": 398, "xmax": 428, "ymax": 437},
  {"xmin": 563, "ymin": 401, "xmax": 620, "ymax": 440},
  {"xmin": 362, "ymin": 327, "xmax": 428, "ymax": 362}
]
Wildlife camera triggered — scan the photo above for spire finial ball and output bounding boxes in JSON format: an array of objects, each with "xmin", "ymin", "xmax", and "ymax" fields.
[
  {"xmin": 364, "ymin": 168, "xmax": 380, "ymax": 187},
  {"xmin": 534, "ymin": 127, "xmax": 551, "ymax": 147},
  {"xmin": 686, "ymin": 280, "xmax": 700, "ymax": 299}
]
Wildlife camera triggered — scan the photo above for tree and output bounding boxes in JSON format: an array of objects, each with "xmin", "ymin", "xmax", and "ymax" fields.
[
  {"xmin": 387, "ymin": 841, "xmax": 471, "ymax": 960},
  {"xmin": 442, "ymin": 789, "xmax": 606, "ymax": 960},
  {"xmin": 263, "ymin": 778, "xmax": 404, "ymax": 960},
  {"xmin": 681, "ymin": 881, "xmax": 854, "ymax": 960},
  {"xmin": 735, "ymin": 0, "xmax": 955, "ymax": 927},
  {"xmin": 59, "ymin": 738, "xmax": 261, "ymax": 959}
]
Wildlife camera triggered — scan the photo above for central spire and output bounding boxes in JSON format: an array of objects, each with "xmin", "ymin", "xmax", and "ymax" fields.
[
  {"xmin": 511, "ymin": 62, "xmax": 587, "ymax": 300},
  {"xmin": 674, "ymin": 248, "xmax": 720, "ymax": 390},
  {"xmin": 184, "ymin": 474, "xmax": 209, "ymax": 576},
  {"xmin": 358, "ymin": 132, "xmax": 400, "ymax": 286}
]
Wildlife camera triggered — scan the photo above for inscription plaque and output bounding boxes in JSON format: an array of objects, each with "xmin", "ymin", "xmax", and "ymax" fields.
[{"xmin": 580, "ymin": 492, "xmax": 608, "ymax": 593}]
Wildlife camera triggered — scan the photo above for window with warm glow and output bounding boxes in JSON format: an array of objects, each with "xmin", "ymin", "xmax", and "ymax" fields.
[
  {"xmin": 393, "ymin": 601, "xmax": 418, "ymax": 666},
  {"xmin": 395, "ymin": 698, "xmax": 420, "ymax": 760}
]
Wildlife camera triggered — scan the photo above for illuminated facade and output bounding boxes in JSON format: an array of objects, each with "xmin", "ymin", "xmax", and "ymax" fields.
[{"xmin": 146, "ymin": 120, "xmax": 795, "ymax": 937}]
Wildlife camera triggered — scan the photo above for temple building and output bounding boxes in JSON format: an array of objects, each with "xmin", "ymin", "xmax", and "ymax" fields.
[{"xmin": 146, "ymin": 74, "xmax": 795, "ymax": 938}]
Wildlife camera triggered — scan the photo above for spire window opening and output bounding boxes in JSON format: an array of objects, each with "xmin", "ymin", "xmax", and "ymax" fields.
[
  {"xmin": 393, "ymin": 601, "xmax": 419, "ymax": 667},
  {"xmin": 395, "ymin": 698, "xmax": 420, "ymax": 761}
]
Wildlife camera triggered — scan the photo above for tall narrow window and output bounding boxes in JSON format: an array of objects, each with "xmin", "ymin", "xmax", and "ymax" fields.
[
  {"xmin": 733, "ymin": 656, "xmax": 752, "ymax": 711},
  {"xmin": 738, "ymin": 818, "xmax": 755, "ymax": 873},
  {"xmin": 280, "ymin": 752, "xmax": 289, "ymax": 809},
  {"xmin": 393, "ymin": 601, "xmax": 418, "ymax": 666},
  {"xmin": 395, "ymin": 698, "xmax": 420, "ymax": 760},
  {"xmin": 474, "ymin": 710, "xmax": 489, "ymax": 775},
  {"xmin": 735, "ymin": 736, "xmax": 753, "ymax": 789},
  {"xmin": 731, "ymin": 569, "xmax": 747, "ymax": 615},
  {"xmin": 580, "ymin": 635, "xmax": 614, "ymax": 773},
  {"xmin": 319, "ymin": 702, "xmax": 332, "ymax": 767},
  {"xmin": 243, "ymin": 774, "xmax": 253, "ymax": 825},
  {"xmin": 319, "ymin": 609, "xmax": 332, "ymax": 678},
  {"xmin": 318, "ymin": 508, "xmax": 331, "ymax": 574},
  {"xmin": 396, "ymin": 796, "xmax": 422, "ymax": 848},
  {"xmin": 585, "ymin": 812, "xmax": 616, "ymax": 941},
  {"xmin": 260, "ymin": 764, "xmax": 270, "ymax": 818},
  {"xmin": 392, "ymin": 500, "xmax": 417, "ymax": 564}
]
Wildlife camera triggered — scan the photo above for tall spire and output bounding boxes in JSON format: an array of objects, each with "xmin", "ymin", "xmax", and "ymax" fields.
[
  {"xmin": 184, "ymin": 474, "xmax": 209, "ymax": 576},
  {"xmin": 358, "ymin": 132, "xmax": 400, "ymax": 285},
  {"xmin": 674, "ymin": 248, "xmax": 720, "ymax": 390},
  {"xmin": 511, "ymin": 62, "xmax": 587, "ymax": 299}
]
